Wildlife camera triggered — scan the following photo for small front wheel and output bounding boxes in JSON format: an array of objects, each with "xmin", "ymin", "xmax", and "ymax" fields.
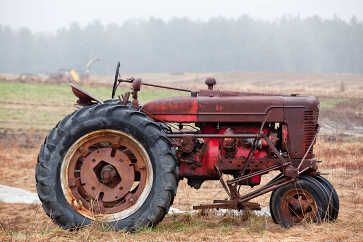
[{"xmin": 270, "ymin": 176, "xmax": 329, "ymax": 227}]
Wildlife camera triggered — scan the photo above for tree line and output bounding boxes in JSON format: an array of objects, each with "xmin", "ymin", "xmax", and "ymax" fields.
[{"xmin": 0, "ymin": 15, "xmax": 362, "ymax": 74}]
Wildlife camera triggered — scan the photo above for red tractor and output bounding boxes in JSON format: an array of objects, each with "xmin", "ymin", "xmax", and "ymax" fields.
[{"xmin": 36, "ymin": 63, "xmax": 339, "ymax": 231}]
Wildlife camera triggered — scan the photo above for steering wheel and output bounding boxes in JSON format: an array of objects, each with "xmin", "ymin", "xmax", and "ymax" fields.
[{"xmin": 112, "ymin": 62, "xmax": 120, "ymax": 99}]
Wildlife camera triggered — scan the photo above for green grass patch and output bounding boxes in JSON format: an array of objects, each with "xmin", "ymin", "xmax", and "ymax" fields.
[
  {"xmin": 0, "ymin": 81, "xmax": 182, "ymax": 131},
  {"xmin": 319, "ymin": 98, "xmax": 347, "ymax": 109},
  {"xmin": 0, "ymin": 81, "xmax": 182, "ymax": 104},
  {"xmin": 0, "ymin": 81, "xmax": 77, "ymax": 103}
]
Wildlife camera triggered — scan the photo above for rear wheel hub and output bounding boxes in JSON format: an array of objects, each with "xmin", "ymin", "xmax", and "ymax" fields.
[
  {"xmin": 80, "ymin": 147, "xmax": 135, "ymax": 203},
  {"xmin": 60, "ymin": 130, "xmax": 153, "ymax": 221}
]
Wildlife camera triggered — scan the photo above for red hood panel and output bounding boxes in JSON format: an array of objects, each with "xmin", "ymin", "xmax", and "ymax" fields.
[
  {"xmin": 141, "ymin": 94, "xmax": 318, "ymax": 123},
  {"xmin": 141, "ymin": 96, "xmax": 198, "ymax": 122}
]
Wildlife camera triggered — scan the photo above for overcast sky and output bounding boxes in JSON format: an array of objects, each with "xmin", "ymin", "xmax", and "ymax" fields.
[{"xmin": 1, "ymin": 0, "xmax": 363, "ymax": 32}]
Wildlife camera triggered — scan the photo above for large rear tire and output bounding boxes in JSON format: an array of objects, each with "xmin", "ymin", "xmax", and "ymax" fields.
[{"xmin": 36, "ymin": 103, "xmax": 178, "ymax": 231}]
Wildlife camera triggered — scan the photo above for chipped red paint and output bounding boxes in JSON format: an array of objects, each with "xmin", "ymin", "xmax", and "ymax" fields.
[
  {"xmin": 142, "ymin": 92, "xmax": 319, "ymax": 159},
  {"xmin": 142, "ymin": 95, "xmax": 289, "ymax": 123},
  {"xmin": 141, "ymin": 96, "xmax": 198, "ymax": 122},
  {"xmin": 178, "ymin": 125, "xmax": 271, "ymax": 179}
]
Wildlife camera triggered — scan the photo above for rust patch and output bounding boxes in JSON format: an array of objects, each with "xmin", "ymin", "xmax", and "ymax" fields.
[
  {"xmin": 61, "ymin": 129, "xmax": 153, "ymax": 222},
  {"xmin": 280, "ymin": 188, "xmax": 318, "ymax": 224}
]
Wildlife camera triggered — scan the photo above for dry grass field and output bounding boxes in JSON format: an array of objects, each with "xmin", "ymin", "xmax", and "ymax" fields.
[
  {"xmin": 0, "ymin": 139, "xmax": 362, "ymax": 241},
  {"xmin": 0, "ymin": 72, "xmax": 362, "ymax": 241}
]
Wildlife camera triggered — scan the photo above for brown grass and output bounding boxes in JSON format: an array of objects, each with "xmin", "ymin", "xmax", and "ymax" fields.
[
  {"xmin": 0, "ymin": 73, "xmax": 362, "ymax": 240},
  {"xmin": 0, "ymin": 138, "xmax": 362, "ymax": 241}
]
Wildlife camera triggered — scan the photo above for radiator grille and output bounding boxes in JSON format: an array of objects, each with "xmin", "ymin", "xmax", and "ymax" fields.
[{"xmin": 304, "ymin": 109, "xmax": 319, "ymax": 157}]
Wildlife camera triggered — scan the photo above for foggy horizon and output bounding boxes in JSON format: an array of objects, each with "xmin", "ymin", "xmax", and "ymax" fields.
[
  {"xmin": 1, "ymin": 0, "xmax": 363, "ymax": 33},
  {"xmin": 1, "ymin": 0, "xmax": 363, "ymax": 75},
  {"xmin": 2, "ymin": 14, "xmax": 363, "ymax": 35},
  {"xmin": 1, "ymin": 14, "xmax": 363, "ymax": 74}
]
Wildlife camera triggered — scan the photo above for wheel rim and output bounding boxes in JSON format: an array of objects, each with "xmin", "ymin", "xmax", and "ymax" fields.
[
  {"xmin": 60, "ymin": 129, "xmax": 153, "ymax": 222},
  {"xmin": 280, "ymin": 188, "xmax": 318, "ymax": 224}
]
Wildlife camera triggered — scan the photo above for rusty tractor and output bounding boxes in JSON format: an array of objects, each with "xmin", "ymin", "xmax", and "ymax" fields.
[{"xmin": 36, "ymin": 63, "xmax": 339, "ymax": 231}]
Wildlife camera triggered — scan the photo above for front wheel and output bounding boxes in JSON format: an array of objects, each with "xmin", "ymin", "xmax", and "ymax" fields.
[
  {"xmin": 270, "ymin": 176, "xmax": 329, "ymax": 227},
  {"xmin": 36, "ymin": 104, "xmax": 178, "ymax": 231}
]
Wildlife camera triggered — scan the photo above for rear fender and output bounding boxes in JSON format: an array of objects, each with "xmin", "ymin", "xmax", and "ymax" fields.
[{"xmin": 70, "ymin": 83, "xmax": 103, "ymax": 106}]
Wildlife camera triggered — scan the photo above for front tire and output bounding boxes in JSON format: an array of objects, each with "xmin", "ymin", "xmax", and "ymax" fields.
[
  {"xmin": 270, "ymin": 176, "xmax": 329, "ymax": 227},
  {"xmin": 36, "ymin": 103, "xmax": 178, "ymax": 231},
  {"xmin": 313, "ymin": 175, "xmax": 339, "ymax": 221}
]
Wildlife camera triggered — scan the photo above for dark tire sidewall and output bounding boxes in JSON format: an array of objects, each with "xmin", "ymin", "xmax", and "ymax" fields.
[{"xmin": 314, "ymin": 175, "xmax": 339, "ymax": 220}]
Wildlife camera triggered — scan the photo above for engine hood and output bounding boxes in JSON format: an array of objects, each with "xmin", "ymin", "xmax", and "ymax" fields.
[{"xmin": 141, "ymin": 91, "xmax": 319, "ymax": 123}]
